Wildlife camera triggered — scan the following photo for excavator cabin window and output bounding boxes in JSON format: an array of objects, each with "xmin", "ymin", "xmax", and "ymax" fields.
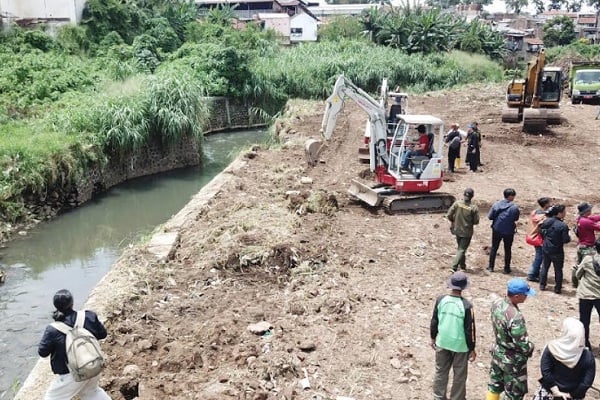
[{"xmin": 541, "ymin": 72, "xmax": 560, "ymax": 101}]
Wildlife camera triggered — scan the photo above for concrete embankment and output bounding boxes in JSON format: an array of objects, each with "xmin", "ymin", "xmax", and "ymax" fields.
[{"xmin": 14, "ymin": 156, "xmax": 249, "ymax": 400}]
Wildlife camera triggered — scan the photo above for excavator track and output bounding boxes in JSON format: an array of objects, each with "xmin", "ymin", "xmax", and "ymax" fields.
[{"xmin": 382, "ymin": 192, "xmax": 456, "ymax": 214}]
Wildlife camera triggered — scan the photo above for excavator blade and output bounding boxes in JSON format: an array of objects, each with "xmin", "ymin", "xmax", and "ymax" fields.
[
  {"xmin": 347, "ymin": 179, "xmax": 383, "ymax": 207},
  {"xmin": 501, "ymin": 107, "xmax": 521, "ymax": 123},
  {"xmin": 522, "ymin": 108, "xmax": 547, "ymax": 132},
  {"xmin": 305, "ymin": 139, "xmax": 323, "ymax": 166}
]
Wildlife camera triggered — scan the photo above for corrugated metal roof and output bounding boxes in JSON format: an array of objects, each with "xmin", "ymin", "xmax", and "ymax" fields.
[
  {"xmin": 525, "ymin": 38, "xmax": 544, "ymax": 45},
  {"xmin": 578, "ymin": 17, "xmax": 596, "ymax": 24},
  {"xmin": 258, "ymin": 12, "xmax": 289, "ymax": 18}
]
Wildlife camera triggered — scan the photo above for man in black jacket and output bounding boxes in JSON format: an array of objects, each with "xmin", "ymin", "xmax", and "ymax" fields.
[
  {"xmin": 539, "ymin": 205, "xmax": 571, "ymax": 294},
  {"xmin": 38, "ymin": 289, "xmax": 110, "ymax": 400}
]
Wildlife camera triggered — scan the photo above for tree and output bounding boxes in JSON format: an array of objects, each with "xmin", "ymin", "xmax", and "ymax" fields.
[
  {"xmin": 587, "ymin": 0, "xmax": 600, "ymax": 12},
  {"xmin": 566, "ymin": 0, "xmax": 583, "ymax": 11},
  {"xmin": 543, "ymin": 15, "xmax": 577, "ymax": 46},
  {"xmin": 547, "ymin": 0, "xmax": 565, "ymax": 9},
  {"xmin": 532, "ymin": 0, "xmax": 545, "ymax": 14},
  {"xmin": 505, "ymin": 0, "xmax": 528, "ymax": 14}
]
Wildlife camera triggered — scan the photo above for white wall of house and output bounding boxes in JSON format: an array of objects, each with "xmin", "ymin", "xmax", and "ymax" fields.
[
  {"xmin": 0, "ymin": 0, "xmax": 86, "ymax": 23},
  {"xmin": 290, "ymin": 12, "xmax": 317, "ymax": 42}
]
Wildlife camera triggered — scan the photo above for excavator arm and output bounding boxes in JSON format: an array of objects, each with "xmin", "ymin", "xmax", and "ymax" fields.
[
  {"xmin": 307, "ymin": 75, "xmax": 389, "ymax": 170},
  {"xmin": 525, "ymin": 49, "xmax": 545, "ymax": 108}
]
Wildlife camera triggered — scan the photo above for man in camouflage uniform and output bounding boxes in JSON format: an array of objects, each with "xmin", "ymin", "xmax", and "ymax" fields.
[
  {"xmin": 486, "ymin": 278, "xmax": 536, "ymax": 400},
  {"xmin": 447, "ymin": 188, "xmax": 479, "ymax": 271}
]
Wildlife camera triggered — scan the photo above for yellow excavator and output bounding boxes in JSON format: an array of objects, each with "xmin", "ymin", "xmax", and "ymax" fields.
[{"xmin": 501, "ymin": 49, "xmax": 562, "ymax": 132}]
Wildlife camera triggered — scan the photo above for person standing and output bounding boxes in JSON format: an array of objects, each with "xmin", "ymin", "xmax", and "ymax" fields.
[
  {"xmin": 486, "ymin": 278, "xmax": 535, "ymax": 400},
  {"xmin": 431, "ymin": 271, "xmax": 476, "ymax": 400},
  {"xmin": 445, "ymin": 123, "xmax": 463, "ymax": 173},
  {"xmin": 38, "ymin": 289, "xmax": 111, "ymax": 400},
  {"xmin": 539, "ymin": 205, "xmax": 571, "ymax": 294},
  {"xmin": 447, "ymin": 188, "xmax": 480, "ymax": 272},
  {"xmin": 575, "ymin": 238, "xmax": 600, "ymax": 349},
  {"xmin": 533, "ymin": 318, "xmax": 595, "ymax": 400},
  {"xmin": 469, "ymin": 121, "xmax": 482, "ymax": 166},
  {"xmin": 526, "ymin": 197, "xmax": 552, "ymax": 282},
  {"xmin": 465, "ymin": 127, "xmax": 480, "ymax": 172},
  {"xmin": 576, "ymin": 202, "xmax": 600, "ymax": 264},
  {"xmin": 487, "ymin": 188, "xmax": 520, "ymax": 274}
]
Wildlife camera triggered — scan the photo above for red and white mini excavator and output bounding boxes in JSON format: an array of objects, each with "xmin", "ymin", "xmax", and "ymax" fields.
[{"xmin": 305, "ymin": 75, "xmax": 455, "ymax": 214}]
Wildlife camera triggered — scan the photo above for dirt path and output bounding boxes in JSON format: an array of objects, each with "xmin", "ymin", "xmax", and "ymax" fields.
[{"xmin": 99, "ymin": 83, "xmax": 600, "ymax": 400}]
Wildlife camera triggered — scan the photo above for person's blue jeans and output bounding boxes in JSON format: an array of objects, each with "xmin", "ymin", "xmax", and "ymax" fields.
[
  {"xmin": 401, "ymin": 149, "xmax": 425, "ymax": 168},
  {"xmin": 526, "ymin": 246, "xmax": 543, "ymax": 280}
]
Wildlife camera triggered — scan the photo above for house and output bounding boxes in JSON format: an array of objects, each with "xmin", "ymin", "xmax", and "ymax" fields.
[
  {"xmin": 524, "ymin": 37, "xmax": 544, "ymax": 53},
  {"xmin": 196, "ymin": 0, "xmax": 319, "ymax": 42},
  {"xmin": 290, "ymin": 12, "xmax": 317, "ymax": 42},
  {"xmin": 0, "ymin": 0, "xmax": 86, "ymax": 26},
  {"xmin": 577, "ymin": 13, "xmax": 598, "ymax": 43}
]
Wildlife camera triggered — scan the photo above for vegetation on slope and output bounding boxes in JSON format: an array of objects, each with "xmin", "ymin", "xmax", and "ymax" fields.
[{"xmin": 0, "ymin": 0, "xmax": 512, "ymax": 227}]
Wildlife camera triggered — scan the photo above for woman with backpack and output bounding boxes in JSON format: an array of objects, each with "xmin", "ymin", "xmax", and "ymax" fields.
[
  {"xmin": 575, "ymin": 238, "xmax": 600, "ymax": 350},
  {"xmin": 539, "ymin": 205, "xmax": 571, "ymax": 294},
  {"xmin": 38, "ymin": 289, "xmax": 110, "ymax": 400}
]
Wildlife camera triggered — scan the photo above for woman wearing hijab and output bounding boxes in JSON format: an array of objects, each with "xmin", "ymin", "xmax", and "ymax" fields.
[{"xmin": 534, "ymin": 317, "xmax": 595, "ymax": 400}]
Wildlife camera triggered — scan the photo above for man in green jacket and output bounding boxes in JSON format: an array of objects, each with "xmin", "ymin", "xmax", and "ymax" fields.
[
  {"xmin": 486, "ymin": 278, "xmax": 535, "ymax": 400},
  {"xmin": 431, "ymin": 271, "xmax": 476, "ymax": 400},
  {"xmin": 447, "ymin": 188, "xmax": 480, "ymax": 271}
]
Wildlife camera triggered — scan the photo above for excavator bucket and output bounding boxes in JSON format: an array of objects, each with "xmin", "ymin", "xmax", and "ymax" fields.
[
  {"xmin": 522, "ymin": 108, "xmax": 547, "ymax": 132},
  {"xmin": 305, "ymin": 139, "xmax": 323, "ymax": 166},
  {"xmin": 501, "ymin": 107, "xmax": 521, "ymax": 123},
  {"xmin": 347, "ymin": 179, "xmax": 383, "ymax": 207},
  {"xmin": 546, "ymin": 109, "xmax": 562, "ymax": 125}
]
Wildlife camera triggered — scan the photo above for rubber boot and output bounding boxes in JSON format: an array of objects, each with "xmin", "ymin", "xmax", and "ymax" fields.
[{"xmin": 485, "ymin": 391, "xmax": 500, "ymax": 400}]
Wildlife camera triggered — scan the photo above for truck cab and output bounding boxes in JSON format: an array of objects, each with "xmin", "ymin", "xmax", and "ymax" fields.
[{"xmin": 569, "ymin": 63, "xmax": 600, "ymax": 104}]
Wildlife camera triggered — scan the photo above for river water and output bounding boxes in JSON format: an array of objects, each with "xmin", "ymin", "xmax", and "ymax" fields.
[{"xmin": 0, "ymin": 129, "xmax": 268, "ymax": 399}]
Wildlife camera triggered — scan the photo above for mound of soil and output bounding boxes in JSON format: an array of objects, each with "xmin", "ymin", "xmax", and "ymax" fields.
[{"xmin": 100, "ymin": 83, "xmax": 600, "ymax": 400}]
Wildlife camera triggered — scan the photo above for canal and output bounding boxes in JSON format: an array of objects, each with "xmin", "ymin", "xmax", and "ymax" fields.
[{"xmin": 0, "ymin": 129, "xmax": 268, "ymax": 399}]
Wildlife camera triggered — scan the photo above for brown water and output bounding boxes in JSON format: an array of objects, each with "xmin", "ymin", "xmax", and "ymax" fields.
[{"xmin": 0, "ymin": 129, "xmax": 268, "ymax": 399}]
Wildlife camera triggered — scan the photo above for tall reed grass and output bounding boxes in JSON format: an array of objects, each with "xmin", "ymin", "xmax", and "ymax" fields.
[{"xmin": 250, "ymin": 41, "xmax": 503, "ymax": 98}]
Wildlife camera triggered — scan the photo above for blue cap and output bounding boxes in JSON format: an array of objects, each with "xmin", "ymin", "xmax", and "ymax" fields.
[{"xmin": 507, "ymin": 278, "xmax": 536, "ymax": 296}]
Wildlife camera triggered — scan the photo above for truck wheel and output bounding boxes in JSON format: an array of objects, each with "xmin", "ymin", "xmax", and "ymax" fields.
[{"xmin": 571, "ymin": 98, "xmax": 580, "ymax": 105}]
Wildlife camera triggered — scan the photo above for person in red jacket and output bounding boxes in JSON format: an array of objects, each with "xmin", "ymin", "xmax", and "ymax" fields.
[{"xmin": 576, "ymin": 202, "xmax": 600, "ymax": 264}]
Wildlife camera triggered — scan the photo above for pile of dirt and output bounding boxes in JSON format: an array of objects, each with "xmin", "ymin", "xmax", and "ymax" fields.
[{"xmin": 99, "ymin": 83, "xmax": 600, "ymax": 400}]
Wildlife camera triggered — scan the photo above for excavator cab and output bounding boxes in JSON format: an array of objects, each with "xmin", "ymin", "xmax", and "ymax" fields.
[{"xmin": 502, "ymin": 49, "xmax": 562, "ymax": 131}]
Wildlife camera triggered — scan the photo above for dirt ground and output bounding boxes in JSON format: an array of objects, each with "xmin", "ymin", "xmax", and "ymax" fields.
[{"xmin": 99, "ymin": 83, "xmax": 600, "ymax": 400}]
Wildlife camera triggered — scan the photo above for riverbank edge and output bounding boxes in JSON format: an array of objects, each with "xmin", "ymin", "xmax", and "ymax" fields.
[
  {"xmin": 0, "ymin": 98, "xmax": 269, "ymax": 247},
  {"xmin": 14, "ymin": 155, "xmax": 250, "ymax": 400}
]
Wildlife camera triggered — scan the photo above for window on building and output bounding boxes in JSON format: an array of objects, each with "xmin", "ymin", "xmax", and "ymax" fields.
[{"xmin": 291, "ymin": 27, "xmax": 303, "ymax": 37}]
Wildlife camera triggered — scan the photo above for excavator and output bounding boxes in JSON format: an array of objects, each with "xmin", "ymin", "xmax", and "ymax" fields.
[
  {"xmin": 305, "ymin": 75, "xmax": 455, "ymax": 214},
  {"xmin": 501, "ymin": 48, "xmax": 562, "ymax": 132}
]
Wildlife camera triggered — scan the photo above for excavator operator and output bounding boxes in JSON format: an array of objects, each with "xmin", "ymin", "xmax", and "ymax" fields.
[{"xmin": 401, "ymin": 124, "xmax": 430, "ymax": 169}]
